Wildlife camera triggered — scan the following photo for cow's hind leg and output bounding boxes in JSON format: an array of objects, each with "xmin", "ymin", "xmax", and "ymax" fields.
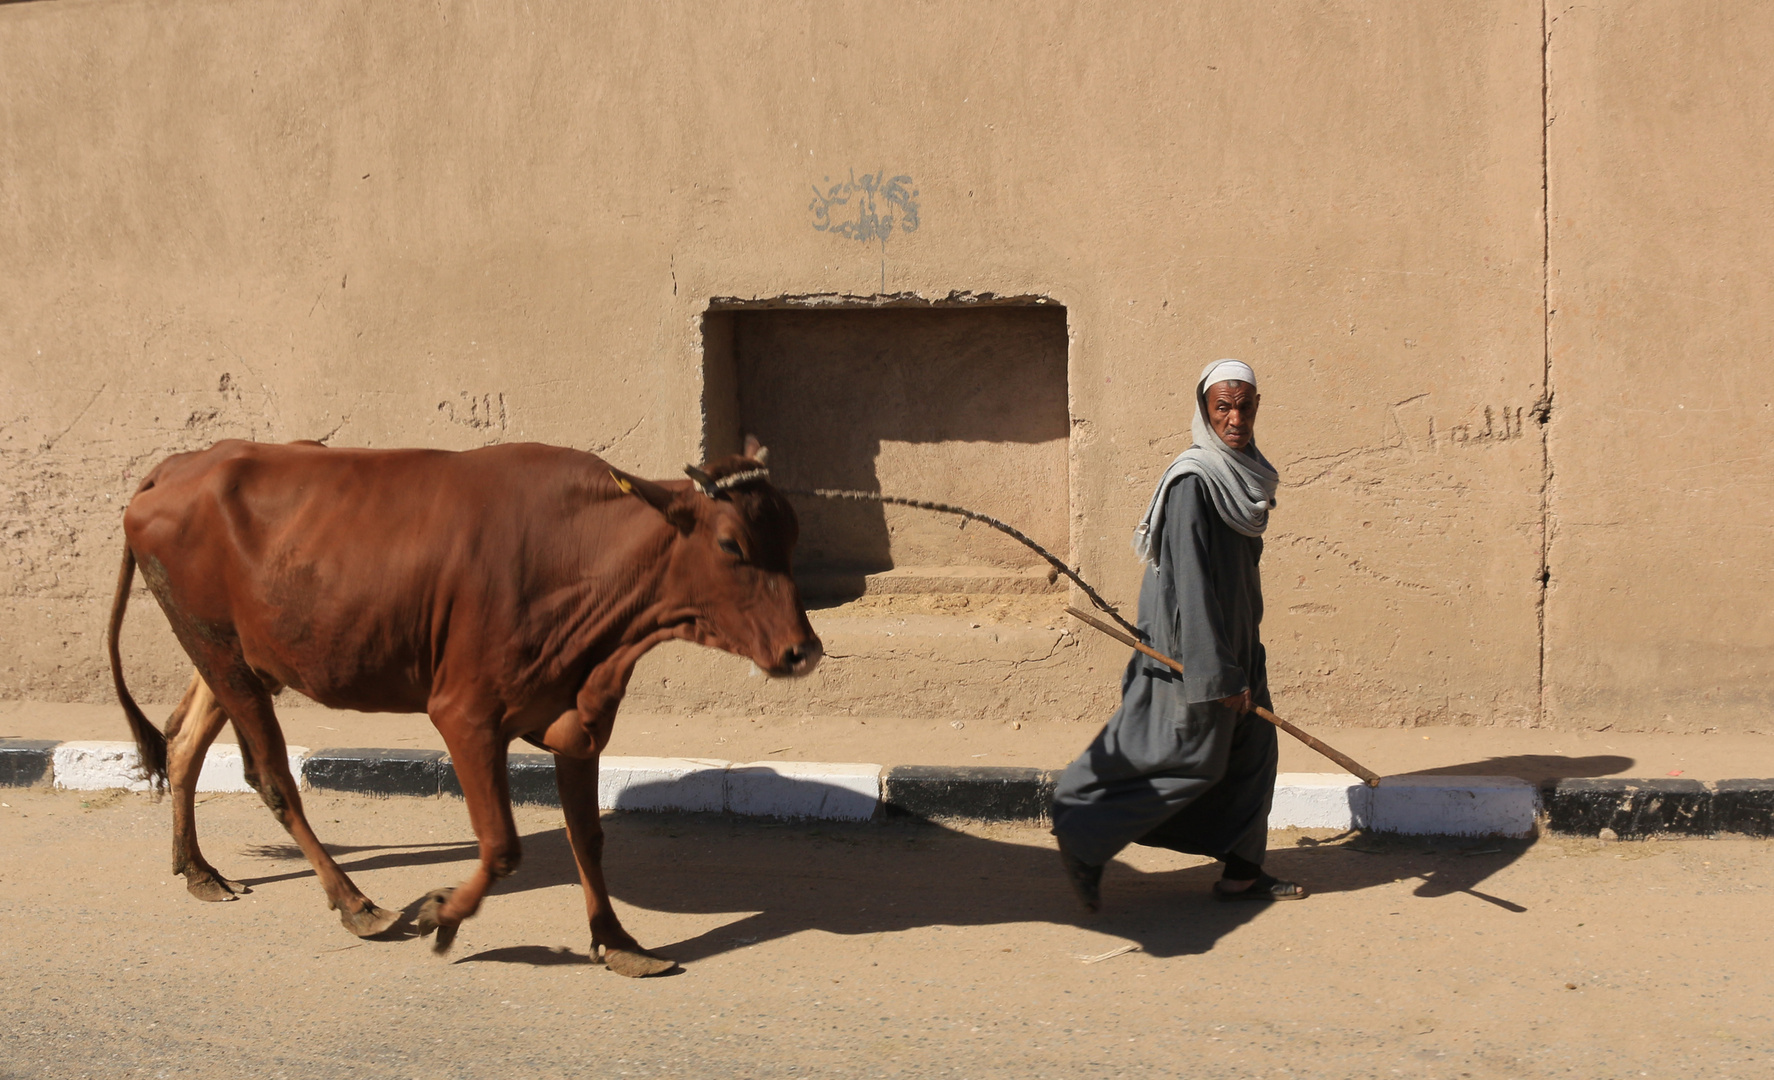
[
  {"xmin": 416, "ymin": 718, "xmax": 521, "ymax": 955},
  {"xmin": 165, "ymin": 670, "xmax": 247, "ymax": 901},
  {"xmin": 555, "ymin": 754, "xmax": 676, "ymax": 977},
  {"xmin": 203, "ymin": 665, "xmax": 398, "ymax": 938}
]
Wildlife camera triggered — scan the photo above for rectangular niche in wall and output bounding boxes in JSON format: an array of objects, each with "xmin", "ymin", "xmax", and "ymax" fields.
[{"xmin": 702, "ymin": 302, "xmax": 1070, "ymax": 600}]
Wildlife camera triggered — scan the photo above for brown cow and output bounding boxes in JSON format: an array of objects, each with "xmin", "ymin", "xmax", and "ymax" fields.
[{"xmin": 106, "ymin": 437, "xmax": 820, "ymax": 977}]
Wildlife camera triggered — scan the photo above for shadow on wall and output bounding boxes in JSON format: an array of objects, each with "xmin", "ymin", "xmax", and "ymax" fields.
[{"xmin": 702, "ymin": 305, "xmax": 1070, "ymax": 602}]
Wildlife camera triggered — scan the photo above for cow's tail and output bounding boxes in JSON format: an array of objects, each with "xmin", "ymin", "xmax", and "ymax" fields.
[{"xmin": 108, "ymin": 545, "xmax": 168, "ymax": 789}]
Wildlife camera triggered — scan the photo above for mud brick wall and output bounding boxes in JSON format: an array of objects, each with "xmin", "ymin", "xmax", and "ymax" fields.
[{"xmin": 3, "ymin": 2, "xmax": 1768, "ymax": 732}]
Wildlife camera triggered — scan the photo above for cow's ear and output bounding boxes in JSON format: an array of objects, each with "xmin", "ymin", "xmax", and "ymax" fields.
[
  {"xmin": 609, "ymin": 468, "xmax": 676, "ymax": 515},
  {"xmin": 743, "ymin": 434, "xmax": 769, "ymax": 465}
]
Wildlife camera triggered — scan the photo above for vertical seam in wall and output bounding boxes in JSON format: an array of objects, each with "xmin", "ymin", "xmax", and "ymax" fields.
[{"xmin": 1536, "ymin": 0, "xmax": 1554, "ymax": 726}]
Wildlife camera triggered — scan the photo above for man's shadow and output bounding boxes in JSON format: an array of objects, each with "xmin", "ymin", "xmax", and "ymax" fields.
[
  {"xmin": 244, "ymin": 750, "xmax": 1633, "ymax": 967},
  {"xmin": 1404, "ymin": 754, "xmax": 1632, "ymax": 785}
]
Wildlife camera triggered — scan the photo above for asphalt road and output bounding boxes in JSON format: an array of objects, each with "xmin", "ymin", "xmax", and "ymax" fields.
[{"xmin": 3, "ymin": 788, "xmax": 1771, "ymax": 1079}]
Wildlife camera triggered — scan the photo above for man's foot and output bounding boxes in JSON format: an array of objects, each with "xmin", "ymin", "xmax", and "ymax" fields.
[
  {"xmin": 1213, "ymin": 873, "xmax": 1307, "ymax": 901},
  {"xmin": 1058, "ymin": 849, "xmax": 1103, "ymax": 913}
]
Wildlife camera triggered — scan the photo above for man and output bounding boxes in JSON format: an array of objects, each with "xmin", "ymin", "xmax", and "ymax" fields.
[{"xmin": 1052, "ymin": 358, "xmax": 1304, "ymax": 910}]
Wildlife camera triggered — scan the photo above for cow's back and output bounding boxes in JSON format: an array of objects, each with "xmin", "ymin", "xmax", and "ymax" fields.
[{"xmin": 124, "ymin": 440, "xmax": 618, "ymax": 712}]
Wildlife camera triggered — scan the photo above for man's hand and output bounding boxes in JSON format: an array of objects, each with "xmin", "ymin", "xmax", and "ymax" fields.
[{"xmin": 1218, "ymin": 689, "xmax": 1252, "ymax": 714}]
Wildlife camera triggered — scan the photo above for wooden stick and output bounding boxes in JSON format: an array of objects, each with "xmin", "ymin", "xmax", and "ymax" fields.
[{"xmin": 1065, "ymin": 605, "xmax": 1382, "ymax": 787}]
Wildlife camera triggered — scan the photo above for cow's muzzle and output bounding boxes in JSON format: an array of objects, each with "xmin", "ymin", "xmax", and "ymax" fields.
[{"xmin": 777, "ymin": 639, "xmax": 823, "ymax": 677}]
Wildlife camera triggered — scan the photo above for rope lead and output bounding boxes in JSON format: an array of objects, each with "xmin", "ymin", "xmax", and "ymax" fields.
[{"xmin": 781, "ymin": 487, "xmax": 1144, "ymax": 642}]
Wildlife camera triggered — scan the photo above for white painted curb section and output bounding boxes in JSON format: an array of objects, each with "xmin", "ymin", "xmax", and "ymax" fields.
[
  {"xmin": 1372, "ymin": 775, "xmax": 1538, "ymax": 838},
  {"xmin": 1268, "ymin": 772, "xmax": 1537, "ymax": 837},
  {"xmin": 52, "ymin": 741, "xmax": 310, "ymax": 793},
  {"xmin": 598, "ymin": 757, "xmax": 728, "ymax": 813},
  {"xmin": 193, "ymin": 744, "xmax": 313, "ymax": 794},
  {"xmin": 1270, "ymin": 773, "xmax": 1373, "ymax": 830},
  {"xmin": 591, "ymin": 758, "xmax": 880, "ymax": 820},
  {"xmin": 726, "ymin": 761, "xmax": 882, "ymax": 822}
]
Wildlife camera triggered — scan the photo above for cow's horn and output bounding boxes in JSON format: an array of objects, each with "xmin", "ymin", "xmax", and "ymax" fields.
[{"xmin": 683, "ymin": 465, "xmax": 718, "ymax": 497}]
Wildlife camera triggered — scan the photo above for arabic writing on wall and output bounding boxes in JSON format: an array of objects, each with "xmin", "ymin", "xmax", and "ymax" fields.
[{"xmin": 809, "ymin": 170, "xmax": 920, "ymax": 245}]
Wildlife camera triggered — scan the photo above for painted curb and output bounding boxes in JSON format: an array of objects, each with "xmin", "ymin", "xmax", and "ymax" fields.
[
  {"xmin": 1266, "ymin": 774, "xmax": 1538, "ymax": 837},
  {"xmin": 727, "ymin": 761, "xmax": 881, "ymax": 822},
  {"xmin": 598, "ymin": 756, "xmax": 729, "ymax": 812},
  {"xmin": 190, "ymin": 744, "xmax": 314, "ymax": 794},
  {"xmin": 1270, "ymin": 772, "xmax": 1372, "ymax": 830},
  {"xmin": 881, "ymin": 765, "xmax": 1057, "ymax": 822},
  {"xmin": 1539, "ymin": 777, "xmax": 1774, "ymax": 838},
  {"xmin": 50, "ymin": 740, "xmax": 310, "ymax": 793},
  {"xmin": 11, "ymin": 739, "xmax": 1774, "ymax": 837},
  {"xmin": 0, "ymin": 739, "xmax": 57, "ymax": 787},
  {"xmin": 304, "ymin": 748, "xmax": 445, "ymax": 798},
  {"xmin": 318, "ymin": 749, "xmax": 878, "ymax": 820},
  {"xmin": 1372, "ymin": 775, "xmax": 1538, "ymax": 838}
]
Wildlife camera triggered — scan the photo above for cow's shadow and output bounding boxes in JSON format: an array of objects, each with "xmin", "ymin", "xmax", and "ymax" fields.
[
  {"xmin": 424, "ymin": 815, "xmax": 1548, "ymax": 968},
  {"xmin": 241, "ymin": 815, "xmax": 1536, "ymax": 964},
  {"xmin": 240, "ymin": 749, "xmax": 1635, "ymax": 967}
]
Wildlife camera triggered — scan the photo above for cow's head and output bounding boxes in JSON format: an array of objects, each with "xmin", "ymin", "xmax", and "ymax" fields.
[{"xmin": 610, "ymin": 437, "xmax": 822, "ymax": 678}]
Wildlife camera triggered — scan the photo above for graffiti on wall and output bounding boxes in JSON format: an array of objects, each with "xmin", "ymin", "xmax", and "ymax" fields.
[
  {"xmin": 809, "ymin": 170, "xmax": 920, "ymax": 245},
  {"xmin": 437, "ymin": 391, "xmax": 507, "ymax": 437},
  {"xmin": 1430, "ymin": 405, "xmax": 1528, "ymax": 448}
]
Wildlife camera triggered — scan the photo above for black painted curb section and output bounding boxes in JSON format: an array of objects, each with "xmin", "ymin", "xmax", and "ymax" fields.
[
  {"xmin": 882, "ymin": 765, "xmax": 1059, "ymax": 823},
  {"xmin": 440, "ymin": 753, "xmax": 559, "ymax": 806},
  {"xmin": 1540, "ymin": 777, "xmax": 1774, "ymax": 838},
  {"xmin": 1713, "ymin": 779, "xmax": 1774, "ymax": 836},
  {"xmin": 0, "ymin": 739, "xmax": 57, "ymax": 787},
  {"xmin": 303, "ymin": 748, "xmax": 446, "ymax": 798}
]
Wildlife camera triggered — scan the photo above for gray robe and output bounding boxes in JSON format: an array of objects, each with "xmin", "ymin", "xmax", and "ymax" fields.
[{"xmin": 1051, "ymin": 474, "xmax": 1277, "ymax": 868}]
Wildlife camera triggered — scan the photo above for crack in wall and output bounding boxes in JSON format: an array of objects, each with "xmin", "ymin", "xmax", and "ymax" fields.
[
  {"xmin": 1536, "ymin": 0, "xmax": 1556, "ymax": 725},
  {"xmin": 1271, "ymin": 534, "xmax": 1441, "ymax": 596}
]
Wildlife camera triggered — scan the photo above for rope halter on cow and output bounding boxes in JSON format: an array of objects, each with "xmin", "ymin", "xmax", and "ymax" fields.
[{"xmin": 683, "ymin": 464, "xmax": 771, "ymax": 497}]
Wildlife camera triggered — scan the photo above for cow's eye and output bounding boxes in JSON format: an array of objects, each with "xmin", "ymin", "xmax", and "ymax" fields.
[{"xmin": 718, "ymin": 537, "xmax": 744, "ymax": 560}]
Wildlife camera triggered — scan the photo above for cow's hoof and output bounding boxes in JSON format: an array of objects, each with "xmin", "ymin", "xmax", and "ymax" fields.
[
  {"xmin": 185, "ymin": 872, "xmax": 248, "ymax": 903},
  {"xmin": 416, "ymin": 887, "xmax": 459, "ymax": 952},
  {"xmin": 604, "ymin": 948, "xmax": 678, "ymax": 978},
  {"xmin": 341, "ymin": 902, "xmax": 400, "ymax": 938},
  {"xmin": 415, "ymin": 888, "xmax": 454, "ymax": 933},
  {"xmin": 431, "ymin": 922, "xmax": 459, "ymax": 955}
]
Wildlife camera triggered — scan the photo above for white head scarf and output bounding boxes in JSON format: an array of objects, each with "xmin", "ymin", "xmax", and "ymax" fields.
[{"xmin": 1131, "ymin": 359, "xmax": 1281, "ymax": 564}]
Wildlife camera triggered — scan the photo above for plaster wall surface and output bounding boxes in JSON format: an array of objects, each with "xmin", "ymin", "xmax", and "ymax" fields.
[
  {"xmin": 0, "ymin": 1, "xmax": 1753, "ymax": 736},
  {"xmin": 1544, "ymin": 1, "xmax": 1774, "ymax": 732}
]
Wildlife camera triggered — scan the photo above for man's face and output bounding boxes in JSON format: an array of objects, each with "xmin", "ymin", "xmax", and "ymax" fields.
[{"xmin": 1205, "ymin": 380, "xmax": 1259, "ymax": 450}]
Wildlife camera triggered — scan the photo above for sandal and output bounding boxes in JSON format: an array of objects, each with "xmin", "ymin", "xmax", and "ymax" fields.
[
  {"xmin": 1214, "ymin": 873, "xmax": 1307, "ymax": 902},
  {"xmin": 1058, "ymin": 849, "xmax": 1103, "ymax": 913}
]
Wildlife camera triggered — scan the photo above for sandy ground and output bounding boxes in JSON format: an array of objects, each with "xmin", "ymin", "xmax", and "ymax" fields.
[
  {"xmin": 3, "ymin": 788, "xmax": 1773, "ymax": 1079},
  {"xmin": 6, "ymin": 698, "xmax": 1773, "ymax": 783}
]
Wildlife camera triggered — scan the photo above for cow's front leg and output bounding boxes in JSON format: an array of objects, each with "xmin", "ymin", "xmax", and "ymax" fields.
[
  {"xmin": 555, "ymin": 753, "xmax": 677, "ymax": 977},
  {"xmin": 417, "ymin": 714, "xmax": 522, "ymax": 955}
]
